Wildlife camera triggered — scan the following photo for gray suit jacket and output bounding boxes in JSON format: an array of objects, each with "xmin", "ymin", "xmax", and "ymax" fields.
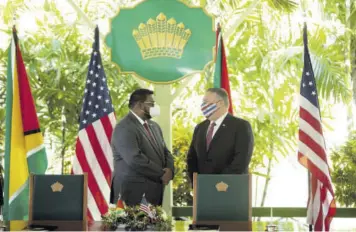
[{"xmin": 110, "ymin": 112, "xmax": 174, "ymax": 206}]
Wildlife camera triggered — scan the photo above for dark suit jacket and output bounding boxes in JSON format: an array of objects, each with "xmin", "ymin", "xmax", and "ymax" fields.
[
  {"xmin": 110, "ymin": 112, "xmax": 174, "ymax": 206},
  {"xmin": 187, "ymin": 114, "xmax": 254, "ymax": 182}
]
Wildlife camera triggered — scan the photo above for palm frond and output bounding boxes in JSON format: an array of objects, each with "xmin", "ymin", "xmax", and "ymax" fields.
[
  {"xmin": 310, "ymin": 52, "xmax": 351, "ymax": 103},
  {"xmin": 264, "ymin": 42, "xmax": 351, "ymax": 104},
  {"xmin": 266, "ymin": 0, "xmax": 298, "ymax": 13}
]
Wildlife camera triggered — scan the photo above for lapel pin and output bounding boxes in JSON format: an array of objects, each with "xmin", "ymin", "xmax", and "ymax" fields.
[{"xmin": 222, "ymin": 124, "xmax": 226, "ymax": 127}]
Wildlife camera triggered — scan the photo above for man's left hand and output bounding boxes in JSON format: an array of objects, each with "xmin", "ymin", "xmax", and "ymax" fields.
[{"xmin": 161, "ymin": 168, "xmax": 172, "ymax": 185}]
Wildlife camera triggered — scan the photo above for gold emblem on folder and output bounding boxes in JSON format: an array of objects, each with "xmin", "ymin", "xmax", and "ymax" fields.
[
  {"xmin": 51, "ymin": 181, "xmax": 64, "ymax": 192},
  {"xmin": 215, "ymin": 181, "xmax": 228, "ymax": 192}
]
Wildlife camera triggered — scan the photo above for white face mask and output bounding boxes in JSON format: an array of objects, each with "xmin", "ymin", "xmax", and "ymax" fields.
[{"xmin": 149, "ymin": 104, "xmax": 160, "ymax": 117}]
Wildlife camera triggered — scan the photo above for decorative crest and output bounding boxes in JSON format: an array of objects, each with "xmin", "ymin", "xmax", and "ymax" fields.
[{"xmin": 132, "ymin": 13, "xmax": 192, "ymax": 59}]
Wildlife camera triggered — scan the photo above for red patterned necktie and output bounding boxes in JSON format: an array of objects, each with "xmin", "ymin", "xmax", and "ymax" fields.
[
  {"xmin": 206, "ymin": 122, "xmax": 216, "ymax": 150},
  {"xmin": 143, "ymin": 122, "xmax": 157, "ymax": 145}
]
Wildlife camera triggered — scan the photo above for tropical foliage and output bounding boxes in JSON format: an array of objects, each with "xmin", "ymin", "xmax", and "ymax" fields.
[{"xmin": 331, "ymin": 130, "xmax": 356, "ymax": 207}]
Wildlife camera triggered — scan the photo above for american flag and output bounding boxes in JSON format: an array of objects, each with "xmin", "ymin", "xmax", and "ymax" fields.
[
  {"xmin": 298, "ymin": 23, "xmax": 336, "ymax": 231},
  {"xmin": 139, "ymin": 195, "xmax": 155, "ymax": 219},
  {"xmin": 72, "ymin": 26, "xmax": 116, "ymax": 221}
]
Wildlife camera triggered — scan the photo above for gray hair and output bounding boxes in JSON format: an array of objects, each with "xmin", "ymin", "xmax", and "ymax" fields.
[{"xmin": 207, "ymin": 88, "xmax": 229, "ymax": 106}]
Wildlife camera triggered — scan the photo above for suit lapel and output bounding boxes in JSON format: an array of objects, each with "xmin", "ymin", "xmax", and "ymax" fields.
[
  {"xmin": 147, "ymin": 122, "xmax": 165, "ymax": 158},
  {"xmin": 198, "ymin": 121, "xmax": 210, "ymax": 156},
  {"xmin": 128, "ymin": 113, "xmax": 162, "ymax": 157}
]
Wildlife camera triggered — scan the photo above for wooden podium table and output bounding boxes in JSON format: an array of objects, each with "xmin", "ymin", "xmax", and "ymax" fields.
[{"xmin": 1, "ymin": 221, "xmax": 107, "ymax": 231}]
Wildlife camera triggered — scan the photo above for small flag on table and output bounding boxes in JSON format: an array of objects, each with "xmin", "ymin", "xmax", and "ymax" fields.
[
  {"xmin": 139, "ymin": 194, "xmax": 155, "ymax": 219},
  {"xmin": 116, "ymin": 194, "xmax": 125, "ymax": 209}
]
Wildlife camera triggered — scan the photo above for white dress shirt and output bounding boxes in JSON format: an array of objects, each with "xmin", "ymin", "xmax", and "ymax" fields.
[
  {"xmin": 130, "ymin": 110, "xmax": 145, "ymax": 125},
  {"xmin": 209, "ymin": 112, "xmax": 228, "ymax": 138}
]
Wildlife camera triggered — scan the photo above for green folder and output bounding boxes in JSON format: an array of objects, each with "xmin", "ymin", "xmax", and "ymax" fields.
[
  {"xmin": 194, "ymin": 174, "xmax": 251, "ymax": 222},
  {"xmin": 30, "ymin": 174, "xmax": 86, "ymax": 221}
]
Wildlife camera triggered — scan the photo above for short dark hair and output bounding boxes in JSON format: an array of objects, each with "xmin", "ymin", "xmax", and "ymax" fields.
[
  {"xmin": 207, "ymin": 88, "xmax": 229, "ymax": 106},
  {"xmin": 128, "ymin": 88, "xmax": 154, "ymax": 109}
]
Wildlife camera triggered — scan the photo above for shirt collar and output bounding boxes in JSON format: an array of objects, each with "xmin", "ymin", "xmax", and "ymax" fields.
[
  {"xmin": 130, "ymin": 110, "xmax": 145, "ymax": 125},
  {"xmin": 210, "ymin": 112, "xmax": 228, "ymax": 127}
]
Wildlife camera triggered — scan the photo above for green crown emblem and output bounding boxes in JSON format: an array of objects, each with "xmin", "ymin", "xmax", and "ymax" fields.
[{"xmin": 132, "ymin": 13, "xmax": 192, "ymax": 60}]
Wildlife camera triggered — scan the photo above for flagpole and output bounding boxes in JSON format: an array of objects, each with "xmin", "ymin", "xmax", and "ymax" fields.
[
  {"xmin": 300, "ymin": 1, "xmax": 313, "ymax": 229},
  {"xmin": 0, "ymin": 13, "xmax": 16, "ymax": 220},
  {"xmin": 308, "ymin": 171, "xmax": 313, "ymax": 232},
  {"xmin": 2, "ymin": 13, "xmax": 16, "ymax": 223},
  {"xmin": 303, "ymin": 19, "xmax": 313, "ymax": 232},
  {"xmin": 305, "ymin": 21, "xmax": 313, "ymax": 232}
]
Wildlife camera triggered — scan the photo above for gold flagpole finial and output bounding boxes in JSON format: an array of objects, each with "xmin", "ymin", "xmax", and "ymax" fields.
[
  {"xmin": 216, "ymin": 20, "xmax": 222, "ymax": 31},
  {"xmin": 12, "ymin": 12, "xmax": 17, "ymax": 30},
  {"xmin": 95, "ymin": 7, "xmax": 99, "ymax": 25},
  {"xmin": 300, "ymin": 0, "xmax": 307, "ymax": 21}
]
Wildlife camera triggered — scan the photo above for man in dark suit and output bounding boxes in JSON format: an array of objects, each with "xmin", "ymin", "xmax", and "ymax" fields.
[
  {"xmin": 111, "ymin": 89, "xmax": 174, "ymax": 206},
  {"xmin": 187, "ymin": 88, "xmax": 254, "ymax": 183}
]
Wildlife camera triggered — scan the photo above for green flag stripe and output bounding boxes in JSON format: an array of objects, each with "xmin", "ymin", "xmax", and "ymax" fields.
[
  {"xmin": 8, "ymin": 181, "xmax": 29, "ymax": 220},
  {"xmin": 3, "ymin": 43, "xmax": 13, "ymax": 222},
  {"xmin": 27, "ymin": 148, "xmax": 48, "ymax": 174},
  {"xmin": 9, "ymin": 180, "xmax": 26, "ymax": 204}
]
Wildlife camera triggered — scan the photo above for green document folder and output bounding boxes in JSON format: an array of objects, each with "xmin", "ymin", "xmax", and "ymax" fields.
[
  {"xmin": 29, "ymin": 174, "xmax": 87, "ymax": 221},
  {"xmin": 194, "ymin": 174, "xmax": 251, "ymax": 222}
]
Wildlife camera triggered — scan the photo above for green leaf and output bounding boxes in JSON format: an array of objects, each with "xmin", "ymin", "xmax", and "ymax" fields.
[{"xmin": 251, "ymin": 171, "xmax": 270, "ymax": 179}]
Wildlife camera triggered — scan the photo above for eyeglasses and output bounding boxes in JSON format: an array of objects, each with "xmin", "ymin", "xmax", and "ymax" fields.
[
  {"xmin": 143, "ymin": 101, "xmax": 155, "ymax": 106},
  {"xmin": 201, "ymin": 100, "xmax": 222, "ymax": 106}
]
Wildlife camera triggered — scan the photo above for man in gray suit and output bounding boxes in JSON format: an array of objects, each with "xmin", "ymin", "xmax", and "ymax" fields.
[
  {"xmin": 187, "ymin": 88, "xmax": 254, "ymax": 184},
  {"xmin": 111, "ymin": 89, "xmax": 174, "ymax": 206}
]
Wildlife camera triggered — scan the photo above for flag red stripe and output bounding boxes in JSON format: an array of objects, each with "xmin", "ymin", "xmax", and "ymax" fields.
[
  {"xmin": 314, "ymin": 201, "xmax": 324, "ymax": 231},
  {"xmin": 15, "ymin": 41, "xmax": 40, "ymax": 132},
  {"xmin": 320, "ymin": 183, "xmax": 336, "ymax": 231},
  {"xmin": 314, "ymin": 184, "xmax": 328, "ymax": 231},
  {"xmin": 86, "ymin": 125, "xmax": 112, "ymax": 185},
  {"xmin": 75, "ymin": 139, "xmax": 108, "ymax": 214},
  {"xmin": 116, "ymin": 199, "xmax": 124, "ymax": 209},
  {"xmin": 299, "ymin": 130, "xmax": 327, "ymax": 162},
  {"xmin": 298, "ymin": 152, "xmax": 334, "ymax": 195},
  {"xmin": 215, "ymin": 26, "xmax": 233, "ymax": 115},
  {"xmin": 87, "ymin": 209, "xmax": 93, "ymax": 222},
  {"xmin": 325, "ymin": 199, "xmax": 336, "ymax": 231},
  {"xmin": 300, "ymin": 107, "xmax": 322, "ymax": 134},
  {"xmin": 140, "ymin": 206, "xmax": 150, "ymax": 211},
  {"xmin": 220, "ymin": 38, "xmax": 233, "ymax": 115},
  {"xmin": 100, "ymin": 116, "xmax": 114, "ymax": 142}
]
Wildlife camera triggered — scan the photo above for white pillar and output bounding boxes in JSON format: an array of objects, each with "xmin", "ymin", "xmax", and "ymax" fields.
[{"xmin": 154, "ymin": 84, "xmax": 173, "ymax": 216}]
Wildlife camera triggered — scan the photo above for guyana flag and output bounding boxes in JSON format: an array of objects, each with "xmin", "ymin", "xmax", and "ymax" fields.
[
  {"xmin": 3, "ymin": 27, "xmax": 48, "ymax": 223},
  {"xmin": 213, "ymin": 24, "xmax": 233, "ymax": 115}
]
